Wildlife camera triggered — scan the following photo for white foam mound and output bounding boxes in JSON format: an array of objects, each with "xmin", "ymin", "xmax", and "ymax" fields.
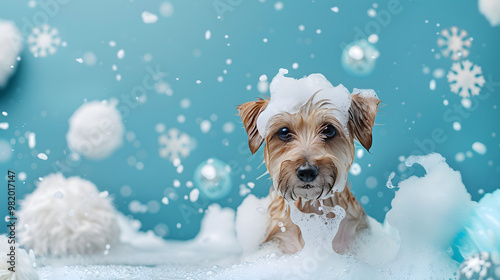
[
  {"xmin": 66, "ymin": 99, "xmax": 124, "ymax": 160},
  {"xmin": 479, "ymin": 0, "xmax": 500, "ymax": 26},
  {"xmin": 33, "ymin": 153, "xmax": 479, "ymax": 279},
  {"xmin": 235, "ymin": 195, "xmax": 272, "ymax": 255},
  {"xmin": 203, "ymin": 153, "xmax": 473, "ymax": 279},
  {"xmin": 387, "ymin": 153, "xmax": 473, "ymax": 247},
  {"xmin": 36, "ymin": 203, "xmax": 241, "ymax": 269},
  {"xmin": 18, "ymin": 173, "xmax": 120, "ymax": 256},
  {"xmin": 350, "ymin": 217, "xmax": 400, "ymax": 266},
  {"xmin": 256, "ymin": 68, "xmax": 377, "ymax": 137},
  {"xmin": 116, "ymin": 212, "xmax": 167, "ymax": 249},
  {"xmin": 0, "ymin": 19, "xmax": 22, "ymax": 88},
  {"xmin": 194, "ymin": 204, "xmax": 240, "ymax": 248},
  {"xmin": 385, "ymin": 153, "xmax": 474, "ymax": 278},
  {"xmin": 0, "ymin": 235, "xmax": 39, "ymax": 280}
]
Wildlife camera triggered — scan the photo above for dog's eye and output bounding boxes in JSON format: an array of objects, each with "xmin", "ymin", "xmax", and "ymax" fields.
[
  {"xmin": 277, "ymin": 127, "xmax": 292, "ymax": 141},
  {"xmin": 322, "ymin": 124, "xmax": 336, "ymax": 138}
]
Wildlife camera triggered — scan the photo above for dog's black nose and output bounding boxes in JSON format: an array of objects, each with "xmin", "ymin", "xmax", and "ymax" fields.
[{"xmin": 296, "ymin": 163, "xmax": 318, "ymax": 182}]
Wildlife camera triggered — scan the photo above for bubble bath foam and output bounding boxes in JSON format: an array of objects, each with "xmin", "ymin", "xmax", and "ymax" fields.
[{"xmin": 33, "ymin": 153, "xmax": 500, "ymax": 280}]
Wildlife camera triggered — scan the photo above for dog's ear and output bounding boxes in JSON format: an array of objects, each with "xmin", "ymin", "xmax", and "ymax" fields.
[
  {"xmin": 348, "ymin": 93, "xmax": 380, "ymax": 151},
  {"xmin": 237, "ymin": 98, "xmax": 269, "ymax": 154}
]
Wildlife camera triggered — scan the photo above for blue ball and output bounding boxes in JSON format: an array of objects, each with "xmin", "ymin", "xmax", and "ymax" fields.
[
  {"xmin": 341, "ymin": 39, "xmax": 379, "ymax": 77},
  {"xmin": 193, "ymin": 158, "xmax": 232, "ymax": 200},
  {"xmin": 454, "ymin": 189, "xmax": 500, "ymax": 262}
]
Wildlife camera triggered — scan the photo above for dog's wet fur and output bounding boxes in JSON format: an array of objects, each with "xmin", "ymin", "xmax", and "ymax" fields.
[{"xmin": 238, "ymin": 93, "xmax": 380, "ymax": 254}]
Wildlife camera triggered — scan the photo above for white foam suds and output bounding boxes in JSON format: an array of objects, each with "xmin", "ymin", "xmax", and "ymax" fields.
[
  {"xmin": 290, "ymin": 201, "xmax": 346, "ymax": 253},
  {"xmin": 37, "ymin": 152, "xmax": 48, "ymax": 160},
  {"xmin": 36, "ymin": 153, "xmax": 482, "ymax": 279},
  {"xmin": 141, "ymin": 11, "xmax": 158, "ymax": 24},
  {"xmin": 235, "ymin": 195, "xmax": 272, "ymax": 256},
  {"xmin": 385, "ymin": 153, "xmax": 474, "ymax": 278},
  {"xmin": 472, "ymin": 141, "xmax": 487, "ymax": 155},
  {"xmin": 386, "ymin": 171, "xmax": 396, "ymax": 189},
  {"xmin": 28, "ymin": 132, "xmax": 36, "ymax": 149},
  {"xmin": 256, "ymin": 69, "xmax": 377, "ymax": 138},
  {"xmin": 189, "ymin": 188, "xmax": 200, "ymax": 202},
  {"xmin": 117, "ymin": 49, "xmax": 125, "ymax": 59}
]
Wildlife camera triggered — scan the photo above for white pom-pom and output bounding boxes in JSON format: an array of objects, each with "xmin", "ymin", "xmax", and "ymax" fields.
[
  {"xmin": 66, "ymin": 99, "xmax": 125, "ymax": 160},
  {"xmin": 18, "ymin": 173, "xmax": 119, "ymax": 255},
  {"xmin": 479, "ymin": 0, "xmax": 500, "ymax": 26},
  {"xmin": 0, "ymin": 235, "xmax": 39, "ymax": 280},
  {"xmin": 0, "ymin": 19, "xmax": 22, "ymax": 88}
]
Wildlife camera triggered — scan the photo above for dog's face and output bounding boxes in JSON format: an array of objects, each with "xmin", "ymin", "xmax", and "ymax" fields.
[{"xmin": 238, "ymin": 94, "xmax": 379, "ymax": 202}]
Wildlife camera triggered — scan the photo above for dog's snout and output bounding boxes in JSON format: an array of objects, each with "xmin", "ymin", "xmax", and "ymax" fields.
[{"xmin": 296, "ymin": 163, "xmax": 318, "ymax": 182}]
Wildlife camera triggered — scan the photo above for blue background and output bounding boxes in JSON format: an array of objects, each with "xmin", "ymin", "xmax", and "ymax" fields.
[{"xmin": 1, "ymin": 0, "xmax": 499, "ymax": 240}]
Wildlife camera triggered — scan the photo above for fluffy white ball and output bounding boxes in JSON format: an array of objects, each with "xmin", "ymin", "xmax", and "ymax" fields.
[
  {"xmin": 479, "ymin": 0, "xmax": 500, "ymax": 26},
  {"xmin": 0, "ymin": 235, "xmax": 39, "ymax": 280},
  {"xmin": 66, "ymin": 99, "xmax": 125, "ymax": 160},
  {"xmin": 0, "ymin": 19, "xmax": 22, "ymax": 88},
  {"xmin": 18, "ymin": 173, "xmax": 120, "ymax": 256}
]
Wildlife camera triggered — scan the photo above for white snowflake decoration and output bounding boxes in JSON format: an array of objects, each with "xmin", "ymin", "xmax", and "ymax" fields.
[
  {"xmin": 158, "ymin": 128, "xmax": 195, "ymax": 161},
  {"xmin": 437, "ymin": 26, "xmax": 472, "ymax": 61},
  {"xmin": 27, "ymin": 24, "xmax": 61, "ymax": 57},
  {"xmin": 460, "ymin": 252, "xmax": 492, "ymax": 280},
  {"xmin": 447, "ymin": 60, "xmax": 485, "ymax": 98}
]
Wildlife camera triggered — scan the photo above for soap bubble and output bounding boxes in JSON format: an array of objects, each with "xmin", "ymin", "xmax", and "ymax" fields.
[
  {"xmin": 154, "ymin": 223, "xmax": 169, "ymax": 237},
  {"xmin": 194, "ymin": 158, "xmax": 232, "ymax": 200},
  {"xmin": 455, "ymin": 152, "xmax": 465, "ymax": 162},
  {"xmin": 360, "ymin": 195, "xmax": 370, "ymax": 205},
  {"xmin": 200, "ymin": 120, "xmax": 211, "ymax": 133},
  {"xmin": 147, "ymin": 200, "xmax": 160, "ymax": 213},
  {"xmin": 341, "ymin": 39, "xmax": 379, "ymax": 77},
  {"xmin": 159, "ymin": 1, "xmax": 174, "ymax": 17},
  {"xmin": 120, "ymin": 185, "xmax": 132, "ymax": 197},
  {"xmin": 365, "ymin": 176, "xmax": 378, "ymax": 189},
  {"xmin": 349, "ymin": 163, "xmax": 361, "ymax": 176},
  {"xmin": 53, "ymin": 191, "xmax": 64, "ymax": 199},
  {"xmin": 222, "ymin": 122, "xmax": 235, "ymax": 133}
]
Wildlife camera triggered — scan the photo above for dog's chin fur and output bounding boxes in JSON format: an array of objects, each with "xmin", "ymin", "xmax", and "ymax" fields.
[
  {"xmin": 237, "ymin": 91, "xmax": 380, "ymax": 255},
  {"xmin": 277, "ymin": 159, "xmax": 337, "ymax": 202}
]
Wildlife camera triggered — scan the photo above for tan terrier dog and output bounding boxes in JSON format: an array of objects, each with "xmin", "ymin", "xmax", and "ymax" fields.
[{"xmin": 237, "ymin": 71, "xmax": 380, "ymax": 254}]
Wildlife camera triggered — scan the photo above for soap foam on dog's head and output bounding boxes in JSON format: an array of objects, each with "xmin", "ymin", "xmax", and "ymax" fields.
[{"xmin": 256, "ymin": 68, "xmax": 377, "ymax": 138}]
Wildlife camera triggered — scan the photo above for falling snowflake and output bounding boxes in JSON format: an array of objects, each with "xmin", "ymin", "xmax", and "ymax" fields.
[
  {"xmin": 437, "ymin": 26, "xmax": 472, "ymax": 61},
  {"xmin": 459, "ymin": 252, "xmax": 493, "ymax": 280},
  {"xmin": 447, "ymin": 60, "xmax": 485, "ymax": 98},
  {"xmin": 27, "ymin": 24, "xmax": 61, "ymax": 57},
  {"xmin": 158, "ymin": 128, "xmax": 195, "ymax": 161}
]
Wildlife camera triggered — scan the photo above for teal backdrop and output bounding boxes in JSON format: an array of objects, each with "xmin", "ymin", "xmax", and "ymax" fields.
[{"xmin": 1, "ymin": 0, "xmax": 499, "ymax": 240}]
